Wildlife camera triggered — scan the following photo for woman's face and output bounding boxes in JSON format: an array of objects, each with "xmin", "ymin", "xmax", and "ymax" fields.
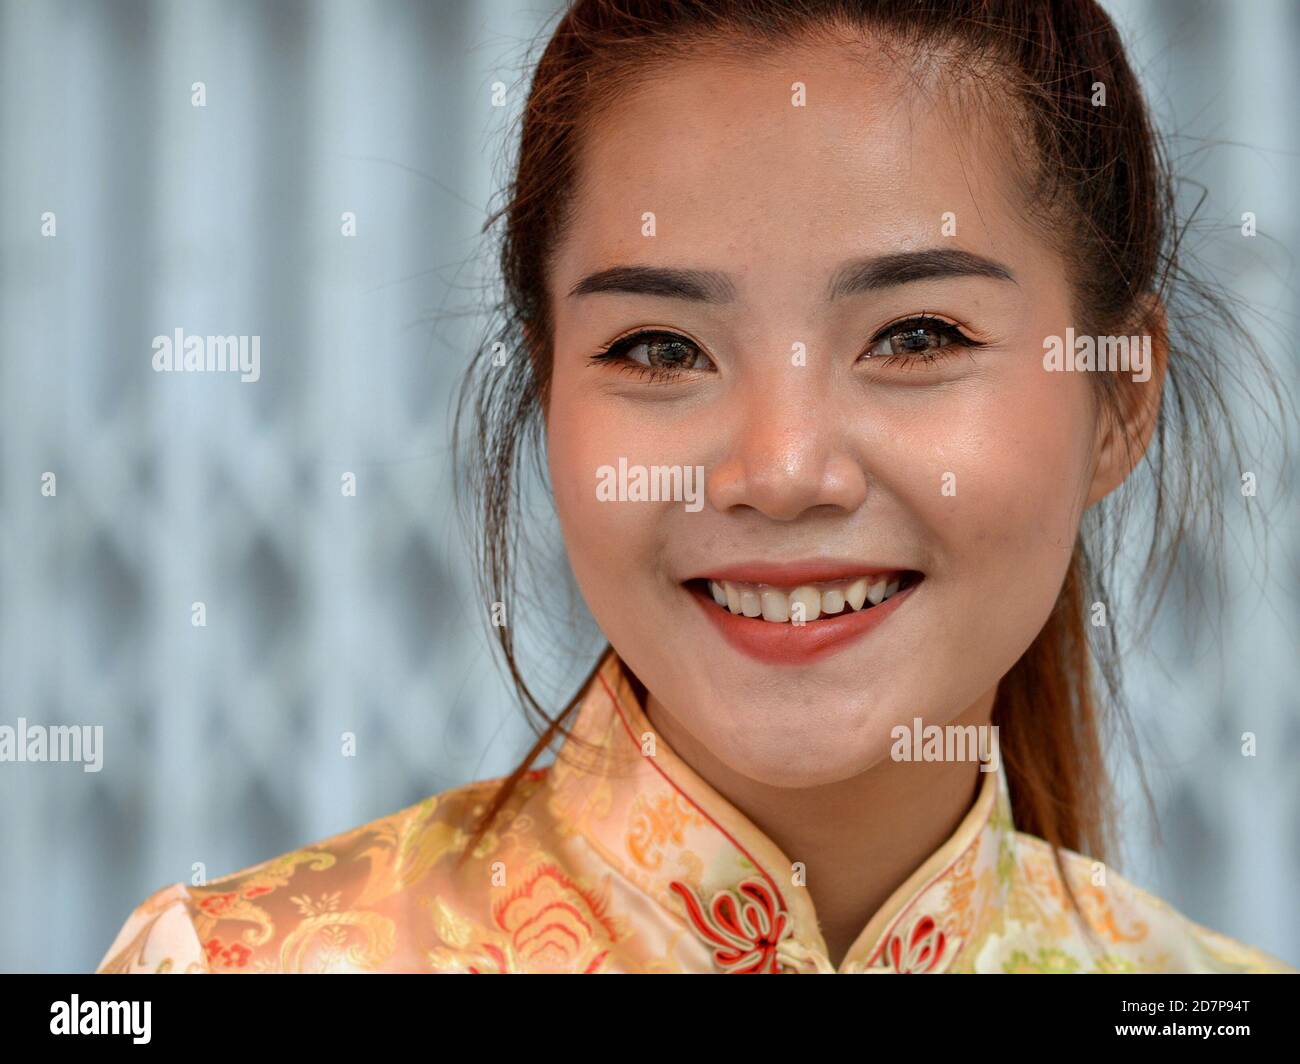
[{"xmin": 544, "ymin": 43, "xmax": 1111, "ymax": 787}]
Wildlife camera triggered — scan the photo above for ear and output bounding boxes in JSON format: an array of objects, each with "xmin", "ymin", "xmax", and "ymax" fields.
[{"xmin": 1084, "ymin": 294, "xmax": 1168, "ymax": 507}]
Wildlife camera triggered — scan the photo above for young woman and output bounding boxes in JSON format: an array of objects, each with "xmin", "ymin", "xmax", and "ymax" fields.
[{"xmin": 99, "ymin": 0, "xmax": 1294, "ymax": 974}]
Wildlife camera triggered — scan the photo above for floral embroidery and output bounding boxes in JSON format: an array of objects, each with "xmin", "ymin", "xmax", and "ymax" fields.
[
  {"xmin": 490, "ymin": 863, "xmax": 618, "ymax": 973},
  {"xmin": 95, "ymin": 650, "xmax": 1297, "ymax": 975},
  {"xmin": 627, "ymin": 792, "xmax": 704, "ymax": 871},
  {"xmin": 861, "ymin": 913, "xmax": 958, "ymax": 974},
  {"xmin": 289, "ymin": 892, "xmax": 342, "ymax": 918},
  {"xmin": 669, "ymin": 876, "xmax": 796, "ymax": 973},
  {"xmin": 466, "ymin": 943, "xmax": 513, "ymax": 974},
  {"xmin": 203, "ymin": 936, "xmax": 252, "ymax": 969},
  {"xmin": 279, "ymin": 911, "xmax": 396, "ymax": 972},
  {"xmin": 197, "ymin": 891, "xmax": 239, "ymax": 918},
  {"xmin": 1002, "ymin": 946, "xmax": 1081, "ymax": 974}
]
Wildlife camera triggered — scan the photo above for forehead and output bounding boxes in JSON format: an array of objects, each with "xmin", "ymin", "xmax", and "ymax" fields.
[{"xmin": 551, "ymin": 39, "xmax": 1053, "ymax": 298}]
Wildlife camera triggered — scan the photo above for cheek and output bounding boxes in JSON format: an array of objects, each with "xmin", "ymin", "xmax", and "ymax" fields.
[
  {"xmin": 546, "ymin": 393, "xmax": 606, "ymax": 592},
  {"xmin": 545, "ymin": 387, "xmax": 666, "ymax": 617},
  {"xmin": 893, "ymin": 369, "xmax": 1096, "ymax": 610}
]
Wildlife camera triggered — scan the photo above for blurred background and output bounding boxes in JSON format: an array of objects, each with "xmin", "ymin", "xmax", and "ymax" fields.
[{"xmin": 0, "ymin": 0, "xmax": 1295, "ymax": 972}]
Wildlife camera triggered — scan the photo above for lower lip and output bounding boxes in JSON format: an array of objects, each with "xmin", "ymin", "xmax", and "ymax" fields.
[{"xmin": 685, "ymin": 579, "xmax": 919, "ymax": 665}]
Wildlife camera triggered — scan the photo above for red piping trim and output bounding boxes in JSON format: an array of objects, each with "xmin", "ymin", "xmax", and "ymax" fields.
[
  {"xmin": 864, "ymin": 783, "xmax": 997, "ymax": 967},
  {"xmin": 595, "ymin": 656, "xmax": 996, "ymax": 971},
  {"xmin": 595, "ymin": 665, "xmax": 791, "ymax": 915}
]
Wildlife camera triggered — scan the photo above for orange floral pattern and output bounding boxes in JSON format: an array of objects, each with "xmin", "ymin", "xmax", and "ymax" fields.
[{"xmin": 97, "ymin": 650, "xmax": 1296, "ymax": 974}]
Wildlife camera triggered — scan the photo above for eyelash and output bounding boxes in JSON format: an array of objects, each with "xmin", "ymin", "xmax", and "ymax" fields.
[
  {"xmin": 588, "ymin": 315, "xmax": 985, "ymax": 382},
  {"xmin": 860, "ymin": 314, "xmax": 988, "ymax": 368},
  {"xmin": 587, "ymin": 330, "xmax": 713, "ymax": 384}
]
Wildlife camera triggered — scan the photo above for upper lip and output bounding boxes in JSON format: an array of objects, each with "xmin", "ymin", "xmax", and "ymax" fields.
[{"xmin": 683, "ymin": 559, "xmax": 917, "ymax": 587}]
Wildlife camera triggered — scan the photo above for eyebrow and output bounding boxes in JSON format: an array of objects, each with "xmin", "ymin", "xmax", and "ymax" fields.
[{"xmin": 566, "ymin": 248, "xmax": 1016, "ymax": 304}]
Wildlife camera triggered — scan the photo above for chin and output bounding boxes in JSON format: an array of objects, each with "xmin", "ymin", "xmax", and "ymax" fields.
[{"xmin": 711, "ymin": 710, "xmax": 899, "ymax": 788}]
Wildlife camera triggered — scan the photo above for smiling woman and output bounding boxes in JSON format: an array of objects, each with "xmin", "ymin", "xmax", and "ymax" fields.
[{"xmin": 96, "ymin": 0, "xmax": 1294, "ymax": 975}]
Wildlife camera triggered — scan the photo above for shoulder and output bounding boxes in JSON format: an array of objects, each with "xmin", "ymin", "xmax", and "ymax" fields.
[
  {"xmin": 996, "ymin": 832, "xmax": 1296, "ymax": 974},
  {"xmin": 96, "ymin": 881, "xmax": 208, "ymax": 973},
  {"xmin": 97, "ymin": 771, "xmax": 544, "ymax": 974}
]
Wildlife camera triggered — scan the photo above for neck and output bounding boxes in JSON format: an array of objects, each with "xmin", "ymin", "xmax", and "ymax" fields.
[{"xmin": 644, "ymin": 684, "xmax": 997, "ymax": 969}]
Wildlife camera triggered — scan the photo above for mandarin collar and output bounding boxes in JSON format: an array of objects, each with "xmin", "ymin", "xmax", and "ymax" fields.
[{"xmin": 543, "ymin": 648, "xmax": 1016, "ymax": 973}]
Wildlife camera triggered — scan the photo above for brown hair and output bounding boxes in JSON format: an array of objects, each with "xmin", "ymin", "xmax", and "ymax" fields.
[{"xmin": 451, "ymin": 0, "xmax": 1288, "ymax": 923}]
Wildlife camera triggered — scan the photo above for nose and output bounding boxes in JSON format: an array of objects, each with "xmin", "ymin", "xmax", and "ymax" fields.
[{"xmin": 705, "ymin": 380, "xmax": 869, "ymax": 521}]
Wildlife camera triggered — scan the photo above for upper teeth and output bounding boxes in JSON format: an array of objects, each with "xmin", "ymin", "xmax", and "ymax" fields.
[{"xmin": 707, "ymin": 574, "xmax": 906, "ymax": 623}]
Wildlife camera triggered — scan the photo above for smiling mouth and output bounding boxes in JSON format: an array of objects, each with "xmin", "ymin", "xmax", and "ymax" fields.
[{"xmin": 685, "ymin": 571, "xmax": 923, "ymax": 625}]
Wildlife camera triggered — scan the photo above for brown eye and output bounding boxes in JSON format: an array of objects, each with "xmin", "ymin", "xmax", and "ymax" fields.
[
  {"xmin": 878, "ymin": 325, "xmax": 949, "ymax": 356},
  {"xmin": 859, "ymin": 315, "xmax": 983, "ymax": 367},
  {"xmin": 622, "ymin": 333, "xmax": 707, "ymax": 369},
  {"xmin": 593, "ymin": 330, "xmax": 716, "ymax": 375}
]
